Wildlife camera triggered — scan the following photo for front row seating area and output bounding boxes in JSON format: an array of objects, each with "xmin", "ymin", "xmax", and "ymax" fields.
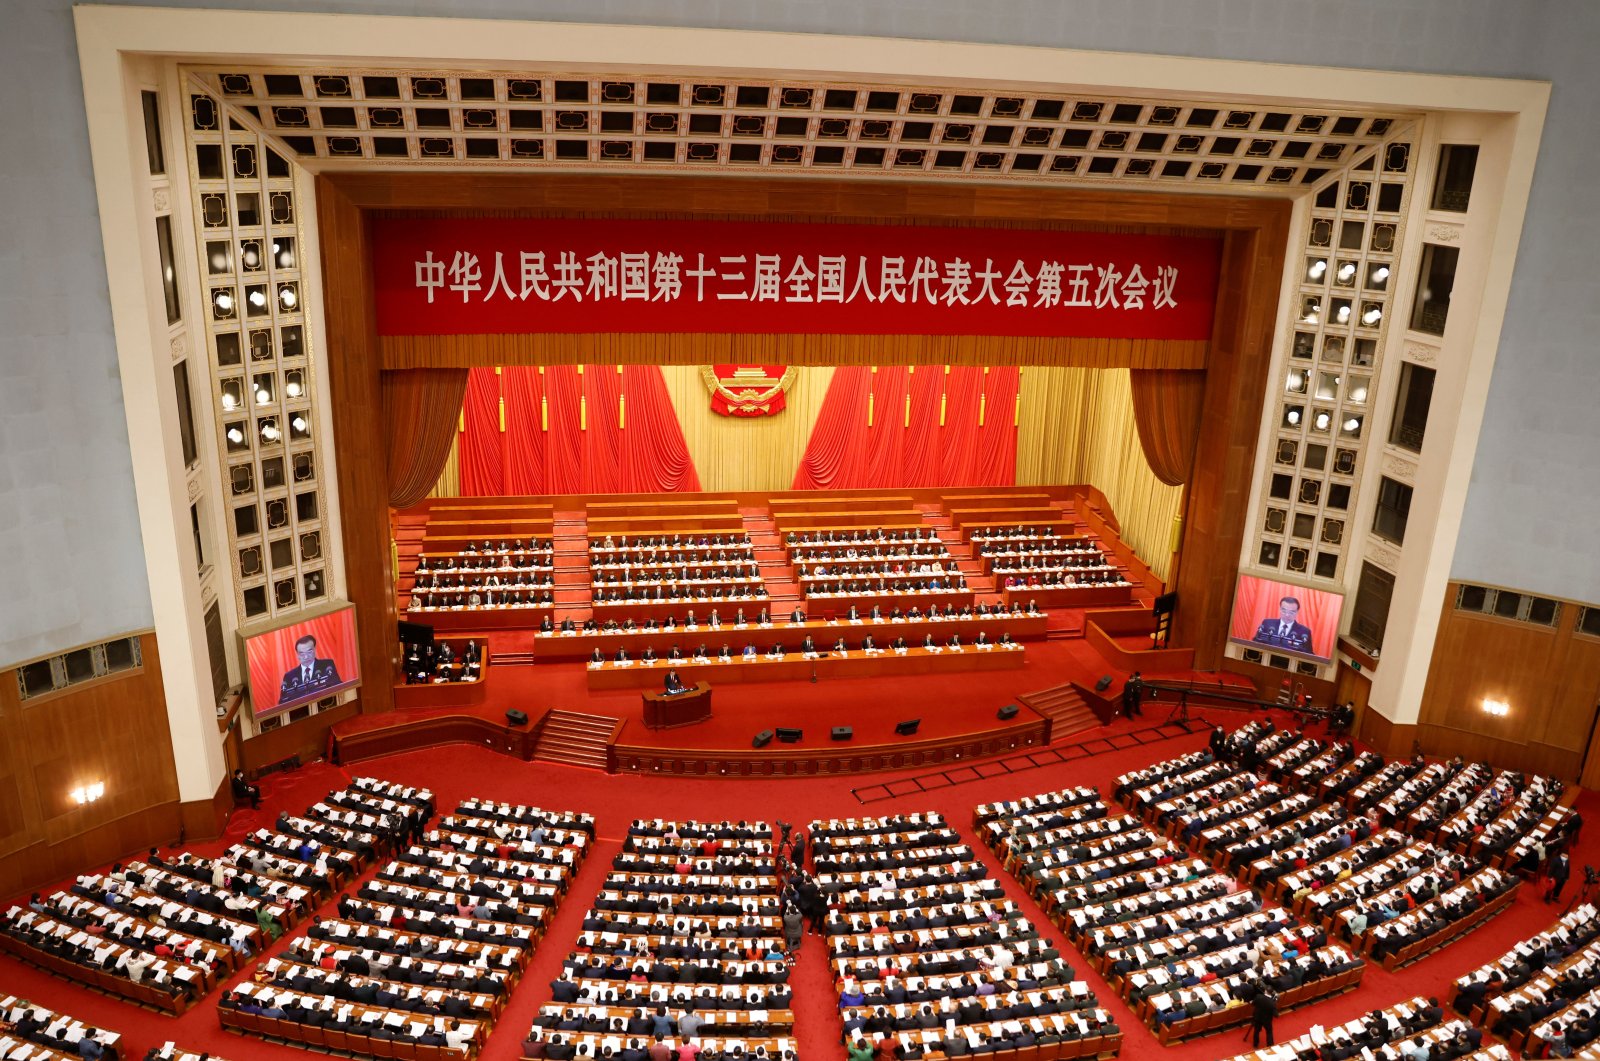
[
  {"xmin": 810, "ymin": 811, "xmax": 1121, "ymax": 1060},
  {"xmin": 219, "ymin": 794, "xmax": 587, "ymax": 1059}
]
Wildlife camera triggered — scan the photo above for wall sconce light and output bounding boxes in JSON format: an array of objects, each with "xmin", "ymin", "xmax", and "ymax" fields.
[
  {"xmin": 1482, "ymin": 698, "xmax": 1510, "ymax": 717},
  {"xmin": 70, "ymin": 781, "xmax": 105, "ymax": 804}
]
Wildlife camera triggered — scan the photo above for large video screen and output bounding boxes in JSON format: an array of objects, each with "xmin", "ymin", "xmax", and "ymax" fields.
[
  {"xmin": 1227, "ymin": 574, "xmax": 1343, "ymax": 665},
  {"xmin": 244, "ymin": 606, "xmax": 361, "ymax": 719}
]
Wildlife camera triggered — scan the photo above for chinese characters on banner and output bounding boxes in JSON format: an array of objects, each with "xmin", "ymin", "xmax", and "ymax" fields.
[{"xmin": 371, "ymin": 218, "xmax": 1223, "ymax": 340}]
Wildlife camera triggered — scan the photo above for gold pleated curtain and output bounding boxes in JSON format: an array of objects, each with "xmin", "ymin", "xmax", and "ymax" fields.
[
  {"xmin": 1015, "ymin": 367, "xmax": 1184, "ymax": 582},
  {"xmin": 1128, "ymin": 369, "xmax": 1206, "ymax": 486},
  {"xmin": 382, "ymin": 368, "xmax": 470, "ymax": 509}
]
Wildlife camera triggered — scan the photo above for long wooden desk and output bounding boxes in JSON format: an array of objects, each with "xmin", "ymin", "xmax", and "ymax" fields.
[
  {"xmin": 1002, "ymin": 584, "xmax": 1134, "ymax": 607},
  {"xmin": 949, "ymin": 505, "xmax": 1063, "ymax": 528},
  {"xmin": 426, "ymin": 500, "xmax": 554, "ymax": 517},
  {"xmin": 769, "ymin": 495, "xmax": 912, "ymax": 512},
  {"xmin": 642, "ymin": 682, "xmax": 713, "ymax": 728},
  {"xmin": 586, "ymin": 514, "xmax": 747, "ymax": 534},
  {"xmin": 585, "ymin": 498, "xmax": 738, "ymax": 517},
  {"xmin": 941, "ymin": 492, "xmax": 1050, "ymax": 513},
  {"xmin": 534, "ymin": 612, "xmax": 1048, "ymax": 660},
  {"xmin": 393, "ymin": 673, "xmax": 487, "ymax": 710},
  {"xmin": 964, "ymin": 519, "xmax": 1077, "ymax": 540},
  {"xmin": 587, "ymin": 643, "xmax": 1026, "ymax": 689},
  {"xmin": 407, "ymin": 605, "xmax": 554, "ymax": 630},
  {"xmin": 588, "ymin": 597, "xmax": 767, "ymax": 622},
  {"xmin": 424, "ymin": 518, "xmax": 556, "ymax": 537},
  {"xmin": 774, "ymin": 512, "xmax": 924, "ymax": 529},
  {"xmin": 799, "ymin": 589, "xmax": 974, "ymax": 614}
]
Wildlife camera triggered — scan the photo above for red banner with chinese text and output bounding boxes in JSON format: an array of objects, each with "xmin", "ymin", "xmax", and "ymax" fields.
[{"xmin": 372, "ymin": 218, "xmax": 1222, "ymax": 339}]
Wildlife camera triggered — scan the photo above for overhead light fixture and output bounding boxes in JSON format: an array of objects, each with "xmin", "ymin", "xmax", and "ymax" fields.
[
  {"xmin": 220, "ymin": 391, "xmax": 238, "ymax": 411},
  {"xmin": 1372, "ymin": 266, "xmax": 1390, "ymax": 282},
  {"xmin": 285, "ymin": 380, "xmax": 303, "ymax": 398},
  {"xmin": 1362, "ymin": 307, "xmax": 1383, "ymax": 325},
  {"xmin": 70, "ymin": 782, "xmax": 105, "ymax": 805},
  {"xmin": 260, "ymin": 421, "xmax": 281, "ymax": 443},
  {"xmin": 248, "ymin": 289, "xmax": 267, "ymax": 309},
  {"xmin": 290, "ymin": 414, "xmax": 308, "ymax": 433},
  {"xmin": 1336, "ymin": 305, "xmax": 1351, "ymax": 323},
  {"xmin": 1482, "ymin": 698, "xmax": 1510, "ymax": 717},
  {"xmin": 226, "ymin": 426, "xmax": 244, "ymax": 444},
  {"xmin": 212, "ymin": 291, "xmax": 234, "ymax": 313},
  {"xmin": 254, "ymin": 387, "xmax": 271, "ymax": 406},
  {"xmin": 1351, "ymin": 385, "xmax": 1368, "ymax": 402},
  {"xmin": 1343, "ymin": 417, "xmax": 1361, "ymax": 432},
  {"xmin": 1307, "ymin": 260, "xmax": 1327, "ymax": 279},
  {"xmin": 1286, "ymin": 409, "xmax": 1302, "ymax": 425},
  {"xmin": 242, "ymin": 246, "xmax": 260, "ymax": 268},
  {"xmin": 1337, "ymin": 262, "xmax": 1357, "ymax": 282},
  {"xmin": 1314, "ymin": 412, "xmax": 1331, "ymax": 430},
  {"xmin": 278, "ymin": 285, "xmax": 298, "ymax": 309}
]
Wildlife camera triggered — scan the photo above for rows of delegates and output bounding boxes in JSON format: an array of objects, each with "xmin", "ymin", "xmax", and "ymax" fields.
[
  {"xmin": 807, "ymin": 810, "xmax": 1121, "ymax": 1058},
  {"xmin": 1453, "ymin": 899, "xmax": 1600, "ymax": 1057},
  {"xmin": 0, "ymin": 993, "xmax": 228, "ymax": 1061},
  {"xmin": 0, "ymin": 776, "xmax": 429, "ymax": 1014},
  {"xmin": 978, "ymin": 740, "xmax": 1363, "ymax": 1047},
  {"xmin": 219, "ymin": 784, "xmax": 590, "ymax": 1056},
  {"xmin": 529, "ymin": 817, "xmax": 797, "ymax": 1061}
]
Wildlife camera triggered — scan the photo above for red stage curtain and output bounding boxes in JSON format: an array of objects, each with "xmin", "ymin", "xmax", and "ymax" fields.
[
  {"xmin": 1130, "ymin": 368, "xmax": 1207, "ymax": 486},
  {"xmin": 460, "ymin": 367, "xmax": 504, "ymax": 496},
  {"xmin": 621, "ymin": 365, "xmax": 702, "ymax": 492},
  {"xmin": 458, "ymin": 364, "xmax": 701, "ymax": 495},
  {"xmin": 792, "ymin": 367, "xmax": 872, "ymax": 489},
  {"xmin": 501, "ymin": 367, "xmax": 546, "ymax": 494},
  {"xmin": 977, "ymin": 366, "xmax": 1020, "ymax": 486},
  {"xmin": 792, "ymin": 364, "xmax": 1022, "ymax": 489},
  {"xmin": 381, "ymin": 368, "xmax": 468, "ymax": 508}
]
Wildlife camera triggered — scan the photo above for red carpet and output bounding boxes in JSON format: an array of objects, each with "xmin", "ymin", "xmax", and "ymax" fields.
[{"xmin": 3, "ymin": 709, "xmax": 1593, "ymax": 1061}]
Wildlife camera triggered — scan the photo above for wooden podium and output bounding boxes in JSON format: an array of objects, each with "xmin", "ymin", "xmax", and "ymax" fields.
[{"xmin": 642, "ymin": 682, "xmax": 712, "ymax": 729}]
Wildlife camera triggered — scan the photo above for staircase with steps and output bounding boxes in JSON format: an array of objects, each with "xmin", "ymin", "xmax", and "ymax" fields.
[
  {"xmin": 532, "ymin": 709, "xmax": 618, "ymax": 770},
  {"xmin": 744, "ymin": 509, "xmax": 802, "ymax": 606},
  {"xmin": 1018, "ymin": 682, "xmax": 1103, "ymax": 741},
  {"xmin": 549, "ymin": 511, "xmax": 592, "ymax": 620}
]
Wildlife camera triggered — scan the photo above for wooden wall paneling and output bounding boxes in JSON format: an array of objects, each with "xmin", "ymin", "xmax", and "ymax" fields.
[
  {"xmin": 1415, "ymin": 584, "xmax": 1600, "ymax": 780},
  {"xmin": 1170, "ymin": 217, "xmax": 1291, "ymax": 670},
  {"xmin": 240, "ymin": 700, "xmax": 362, "ymax": 775},
  {"xmin": 0, "ymin": 633, "xmax": 185, "ymax": 898},
  {"xmin": 316, "ymin": 176, "xmax": 397, "ymax": 718}
]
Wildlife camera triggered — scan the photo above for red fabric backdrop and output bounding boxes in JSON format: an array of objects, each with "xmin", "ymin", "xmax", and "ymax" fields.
[
  {"xmin": 1227, "ymin": 574, "xmax": 1343, "ymax": 662},
  {"xmin": 245, "ymin": 608, "xmax": 361, "ymax": 718},
  {"xmin": 792, "ymin": 366, "xmax": 1021, "ymax": 490},
  {"xmin": 459, "ymin": 365, "xmax": 701, "ymax": 495}
]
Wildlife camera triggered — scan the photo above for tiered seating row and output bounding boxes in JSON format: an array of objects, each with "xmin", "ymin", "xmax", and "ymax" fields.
[
  {"xmin": 812, "ymin": 811, "xmax": 1122, "ymax": 1060},
  {"xmin": 221, "ymin": 791, "xmax": 585, "ymax": 1059},
  {"xmin": 527, "ymin": 818, "xmax": 796, "ymax": 1061}
]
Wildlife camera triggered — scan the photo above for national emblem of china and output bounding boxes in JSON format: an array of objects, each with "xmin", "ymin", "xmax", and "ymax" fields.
[{"xmin": 702, "ymin": 365, "xmax": 797, "ymax": 417}]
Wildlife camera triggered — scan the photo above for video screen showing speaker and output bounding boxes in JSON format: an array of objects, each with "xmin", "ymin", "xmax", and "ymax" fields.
[
  {"xmin": 1227, "ymin": 574, "xmax": 1343, "ymax": 666},
  {"xmin": 244, "ymin": 605, "xmax": 361, "ymax": 720}
]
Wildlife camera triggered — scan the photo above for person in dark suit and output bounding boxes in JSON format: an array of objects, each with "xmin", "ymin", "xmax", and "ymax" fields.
[
  {"xmin": 663, "ymin": 669, "xmax": 686, "ymax": 695},
  {"xmin": 1250, "ymin": 986, "xmax": 1277, "ymax": 1047},
  {"xmin": 1252, "ymin": 597, "xmax": 1313, "ymax": 653},
  {"xmin": 278, "ymin": 634, "xmax": 342, "ymax": 705}
]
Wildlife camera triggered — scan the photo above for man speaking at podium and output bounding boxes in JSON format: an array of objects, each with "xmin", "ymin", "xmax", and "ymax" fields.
[
  {"xmin": 278, "ymin": 634, "xmax": 342, "ymax": 706},
  {"xmin": 1252, "ymin": 596, "xmax": 1314, "ymax": 654},
  {"xmin": 662, "ymin": 668, "xmax": 687, "ymax": 695}
]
